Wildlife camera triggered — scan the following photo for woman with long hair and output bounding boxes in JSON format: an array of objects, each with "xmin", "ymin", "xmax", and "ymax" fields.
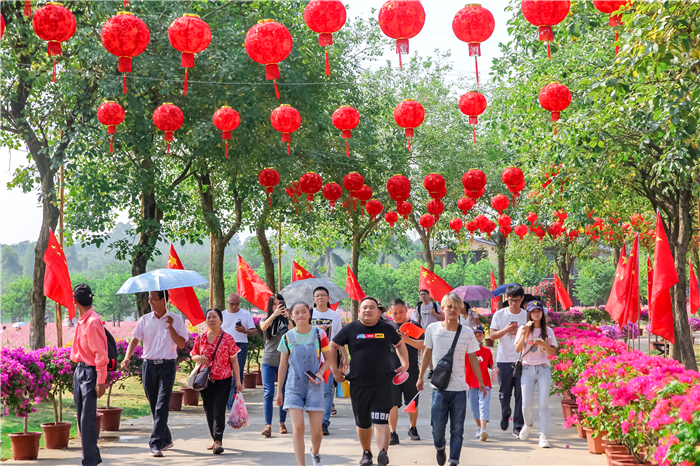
[
  {"xmin": 514, "ymin": 300, "xmax": 558, "ymax": 448},
  {"xmin": 259, "ymin": 293, "xmax": 292, "ymax": 437}
]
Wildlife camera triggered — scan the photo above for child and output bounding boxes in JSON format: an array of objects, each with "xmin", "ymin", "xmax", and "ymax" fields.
[{"xmin": 465, "ymin": 325, "xmax": 498, "ymax": 441}]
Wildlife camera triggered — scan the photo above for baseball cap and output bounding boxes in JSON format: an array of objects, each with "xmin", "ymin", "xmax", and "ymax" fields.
[
  {"xmin": 72, "ymin": 283, "xmax": 94, "ymax": 306},
  {"xmin": 526, "ymin": 300, "xmax": 545, "ymax": 312},
  {"xmin": 472, "ymin": 325, "xmax": 485, "ymax": 334}
]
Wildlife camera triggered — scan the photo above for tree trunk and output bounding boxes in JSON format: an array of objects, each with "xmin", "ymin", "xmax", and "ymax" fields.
[
  {"xmin": 497, "ymin": 233, "xmax": 506, "ymax": 286},
  {"xmin": 410, "ymin": 213, "xmax": 434, "ymax": 271},
  {"xmin": 209, "ymin": 236, "xmax": 227, "ymax": 311},
  {"xmin": 351, "ymin": 234, "xmax": 361, "ymax": 322},
  {"xmin": 256, "ymin": 222, "xmax": 277, "ymax": 293},
  {"xmin": 132, "ymin": 190, "xmax": 161, "ymax": 317},
  {"xmin": 669, "ymin": 209, "xmax": 697, "ymax": 370}
]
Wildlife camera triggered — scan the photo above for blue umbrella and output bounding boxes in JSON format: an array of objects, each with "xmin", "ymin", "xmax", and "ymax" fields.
[
  {"xmin": 451, "ymin": 285, "xmax": 495, "ymax": 301},
  {"xmin": 116, "ymin": 269, "xmax": 208, "ymax": 294},
  {"xmin": 491, "ymin": 282, "xmax": 523, "ymax": 297},
  {"xmin": 279, "ymin": 278, "xmax": 349, "ymax": 306}
]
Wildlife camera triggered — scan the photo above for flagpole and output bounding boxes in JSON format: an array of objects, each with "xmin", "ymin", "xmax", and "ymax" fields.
[
  {"xmin": 277, "ymin": 223, "xmax": 282, "ymax": 292},
  {"xmin": 209, "ymin": 233, "xmax": 213, "ymax": 308},
  {"xmin": 55, "ymin": 164, "xmax": 64, "ymax": 349}
]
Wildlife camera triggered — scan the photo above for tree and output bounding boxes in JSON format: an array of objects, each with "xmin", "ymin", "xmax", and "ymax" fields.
[
  {"xmin": 1, "ymin": 246, "xmax": 24, "ymax": 288},
  {"xmin": 574, "ymin": 258, "xmax": 617, "ymax": 306},
  {"xmin": 1, "ymin": 276, "xmax": 33, "ymax": 323}
]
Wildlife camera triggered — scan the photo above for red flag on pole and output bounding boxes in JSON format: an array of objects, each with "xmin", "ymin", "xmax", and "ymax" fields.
[
  {"xmin": 650, "ymin": 212, "xmax": 678, "ymax": 343},
  {"xmin": 292, "ymin": 261, "xmax": 315, "ymax": 282},
  {"xmin": 166, "ymin": 245, "xmax": 205, "ymax": 325},
  {"xmin": 617, "ymin": 234, "xmax": 640, "ymax": 327},
  {"xmin": 646, "ymin": 255, "xmax": 653, "ymax": 308},
  {"xmin": 605, "ymin": 243, "xmax": 628, "ymax": 322},
  {"xmin": 237, "ymin": 254, "xmax": 273, "ymax": 311},
  {"xmin": 418, "ymin": 266, "xmax": 452, "ymax": 303},
  {"xmin": 490, "ymin": 271, "xmax": 499, "ymax": 312},
  {"xmin": 689, "ymin": 259, "xmax": 699, "ymax": 315},
  {"xmin": 345, "ymin": 266, "xmax": 366, "ymax": 302},
  {"xmin": 553, "ymin": 272, "xmax": 573, "ymax": 310},
  {"xmin": 43, "ymin": 229, "xmax": 75, "ymax": 319}
]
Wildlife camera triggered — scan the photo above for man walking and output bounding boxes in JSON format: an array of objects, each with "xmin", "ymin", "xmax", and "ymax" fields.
[
  {"xmin": 331, "ymin": 297, "xmax": 409, "ymax": 466},
  {"xmin": 489, "ymin": 284, "xmax": 528, "ymax": 437},
  {"xmin": 221, "ymin": 292, "xmax": 257, "ymax": 410},
  {"xmin": 70, "ymin": 284, "xmax": 108, "ymax": 466},
  {"xmin": 122, "ymin": 290, "xmax": 188, "ymax": 457},
  {"xmin": 414, "ymin": 289, "xmax": 444, "ymax": 378}
]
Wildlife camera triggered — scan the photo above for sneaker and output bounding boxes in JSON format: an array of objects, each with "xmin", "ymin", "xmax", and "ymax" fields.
[
  {"xmin": 261, "ymin": 425, "xmax": 272, "ymax": 437},
  {"xmin": 512, "ymin": 429, "xmax": 521, "ymax": 438},
  {"xmin": 436, "ymin": 447, "xmax": 446, "ymax": 466},
  {"xmin": 475, "ymin": 428, "xmax": 481, "ymax": 439},
  {"xmin": 519, "ymin": 425, "xmax": 531, "ymax": 441},
  {"xmin": 162, "ymin": 441, "xmax": 174, "ymax": 451},
  {"xmin": 480, "ymin": 429, "xmax": 489, "ymax": 441},
  {"xmin": 322, "ymin": 423, "xmax": 330, "ymax": 436},
  {"xmin": 149, "ymin": 446, "xmax": 163, "ymax": 457},
  {"xmin": 360, "ymin": 450, "xmax": 373, "ymax": 465},
  {"xmin": 500, "ymin": 412, "xmax": 510, "ymax": 431},
  {"xmin": 390, "ymin": 431, "xmax": 400, "ymax": 445},
  {"xmin": 310, "ymin": 447, "xmax": 324, "ymax": 465},
  {"xmin": 377, "ymin": 449, "xmax": 389, "ymax": 466},
  {"xmin": 427, "ymin": 370, "xmax": 434, "ymax": 380},
  {"xmin": 408, "ymin": 426, "xmax": 421, "ymax": 441},
  {"xmin": 539, "ymin": 434, "xmax": 550, "ymax": 448}
]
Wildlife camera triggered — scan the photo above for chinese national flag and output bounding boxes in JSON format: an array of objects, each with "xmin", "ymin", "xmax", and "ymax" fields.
[
  {"xmin": 554, "ymin": 273, "xmax": 573, "ymax": 310},
  {"xmin": 646, "ymin": 255, "xmax": 653, "ymax": 307},
  {"xmin": 418, "ymin": 266, "xmax": 452, "ymax": 303},
  {"xmin": 650, "ymin": 212, "xmax": 678, "ymax": 343},
  {"xmin": 237, "ymin": 254, "xmax": 273, "ymax": 311},
  {"xmin": 292, "ymin": 261, "xmax": 315, "ymax": 282},
  {"xmin": 166, "ymin": 245, "xmax": 205, "ymax": 325},
  {"xmin": 617, "ymin": 235, "xmax": 640, "ymax": 327},
  {"xmin": 345, "ymin": 266, "xmax": 366, "ymax": 302},
  {"xmin": 689, "ymin": 259, "xmax": 699, "ymax": 315},
  {"xmin": 43, "ymin": 230, "xmax": 75, "ymax": 319},
  {"xmin": 605, "ymin": 243, "xmax": 628, "ymax": 322},
  {"xmin": 490, "ymin": 271, "xmax": 499, "ymax": 312}
]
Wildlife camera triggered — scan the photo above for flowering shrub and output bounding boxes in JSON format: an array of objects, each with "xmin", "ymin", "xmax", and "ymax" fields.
[
  {"xmin": 535, "ymin": 280, "xmax": 556, "ymax": 309},
  {"xmin": 104, "ymin": 339, "xmax": 144, "ymax": 408},
  {"xmin": 654, "ymin": 384, "xmax": 700, "ymax": 466},
  {"xmin": 619, "ymin": 321, "xmax": 641, "ymax": 339},
  {"xmin": 547, "ymin": 309, "xmax": 585, "ymax": 327},
  {"xmin": 552, "ymin": 322, "xmax": 602, "ymax": 341},
  {"xmin": 581, "ymin": 307, "xmax": 612, "ymax": 325},
  {"xmin": 36, "ymin": 346, "xmax": 76, "ymax": 424},
  {"xmin": 599, "ymin": 324, "xmax": 622, "ymax": 340},
  {"xmin": 640, "ymin": 308, "xmax": 649, "ymax": 322},
  {"xmin": 177, "ymin": 332, "xmax": 199, "ymax": 375},
  {"xmin": 688, "ymin": 317, "xmax": 700, "ymax": 332}
]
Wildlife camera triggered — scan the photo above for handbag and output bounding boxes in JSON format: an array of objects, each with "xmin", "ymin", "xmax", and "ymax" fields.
[
  {"xmin": 430, "ymin": 325, "xmax": 462, "ymax": 391},
  {"xmin": 187, "ymin": 362, "xmax": 202, "ymax": 389},
  {"xmin": 270, "ymin": 316, "xmax": 289, "ymax": 337},
  {"xmin": 192, "ymin": 330, "xmax": 224, "ymax": 392},
  {"xmin": 513, "ymin": 351, "xmax": 524, "ymax": 378}
]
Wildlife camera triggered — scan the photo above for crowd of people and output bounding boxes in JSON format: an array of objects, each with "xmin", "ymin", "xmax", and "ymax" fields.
[{"xmin": 69, "ymin": 282, "xmax": 558, "ymax": 466}]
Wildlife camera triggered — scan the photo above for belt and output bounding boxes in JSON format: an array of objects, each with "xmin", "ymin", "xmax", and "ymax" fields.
[
  {"xmin": 144, "ymin": 358, "xmax": 176, "ymax": 364},
  {"xmin": 77, "ymin": 362, "xmax": 95, "ymax": 368}
]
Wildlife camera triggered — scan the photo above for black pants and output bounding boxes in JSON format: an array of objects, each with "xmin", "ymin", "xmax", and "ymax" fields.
[
  {"xmin": 201, "ymin": 377, "xmax": 232, "ymax": 442},
  {"xmin": 142, "ymin": 360, "xmax": 177, "ymax": 450},
  {"xmin": 74, "ymin": 364, "xmax": 101, "ymax": 466},
  {"xmin": 497, "ymin": 362, "xmax": 524, "ymax": 431}
]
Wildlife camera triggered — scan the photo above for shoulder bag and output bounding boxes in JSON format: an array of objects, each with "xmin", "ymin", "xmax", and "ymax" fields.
[
  {"xmin": 430, "ymin": 324, "xmax": 462, "ymax": 391},
  {"xmin": 193, "ymin": 330, "xmax": 224, "ymax": 391}
]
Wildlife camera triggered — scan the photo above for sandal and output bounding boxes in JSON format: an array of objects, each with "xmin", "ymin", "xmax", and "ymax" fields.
[
  {"xmin": 207, "ymin": 442, "xmax": 215, "ymax": 450},
  {"xmin": 331, "ymin": 405, "xmax": 337, "ymax": 416},
  {"xmin": 279, "ymin": 422, "xmax": 288, "ymax": 434},
  {"xmin": 213, "ymin": 442, "xmax": 224, "ymax": 455}
]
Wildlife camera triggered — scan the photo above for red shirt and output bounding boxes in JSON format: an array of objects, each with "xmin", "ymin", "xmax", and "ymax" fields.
[
  {"xmin": 465, "ymin": 345, "xmax": 493, "ymax": 389},
  {"xmin": 191, "ymin": 330, "xmax": 240, "ymax": 380}
]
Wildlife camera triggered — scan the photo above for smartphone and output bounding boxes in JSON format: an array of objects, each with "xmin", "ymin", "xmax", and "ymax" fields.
[
  {"xmin": 236, "ymin": 320, "xmax": 242, "ymax": 327},
  {"xmin": 305, "ymin": 370, "xmax": 320, "ymax": 381},
  {"xmin": 278, "ymin": 298, "xmax": 286, "ymax": 309}
]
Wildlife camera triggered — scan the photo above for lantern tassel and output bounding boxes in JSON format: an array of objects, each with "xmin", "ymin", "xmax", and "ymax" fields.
[
  {"xmin": 308, "ymin": 201, "xmax": 311, "ymax": 212},
  {"xmin": 473, "ymin": 127, "xmax": 476, "ymax": 144},
  {"xmin": 110, "ymin": 136, "xmax": 113, "ymax": 154},
  {"xmin": 269, "ymin": 194, "xmax": 272, "ymax": 208},
  {"xmin": 331, "ymin": 205, "xmax": 335, "ymax": 215},
  {"xmin": 166, "ymin": 142, "xmax": 170, "ymax": 154},
  {"xmin": 475, "ymin": 57, "xmax": 479, "ymax": 85},
  {"xmin": 184, "ymin": 69, "xmax": 188, "ymax": 96},
  {"xmin": 547, "ymin": 42, "xmax": 551, "ymax": 60},
  {"xmin": 124, "ymin": 0, "xmax": 129, "ymax": 6},
  {"xmin": 52, "ymin": 59, "xmax": 56, "ymax": 83},
  {"xmin": 287, "ymin": 142, "xmax": 290, "ymax": 155},
  {"xmin": 458, "ymin": 232, "xmax": 461, "ymax": 241},
  {"xmin": 225, "ymin": 141, "xmax": 228, "ymax": 159},
  {"xmin": 615, "ymin": 30, "xmax": 619, "ymax": 55},
  {"xmin": 294, "ymin": 204, "xmax": 298, "ymax": 215},
  {"xmin": 123, "ymin": 74, "xmax": 127, "ymax": 94},
  {"xmin": 346, "ymin": 140, "xmax": 350, "ymax": 158},
  {"xmin": 554, "ymin": 122, "xmax": 558, "ymax": 135},
  {"xmin": 325, "ymin": 49, "xmax": 330, "ymax": 77},
  {"xmin": 407, "ymin": 138, "xmax": 411, "ymax": 150},
  {"xmin": 274, "ymin": 80, "xmax": 280, "ymax": 99},
  {"xmin": 24, "ymin": 0, "xmax": 30, "ymax": 16}
]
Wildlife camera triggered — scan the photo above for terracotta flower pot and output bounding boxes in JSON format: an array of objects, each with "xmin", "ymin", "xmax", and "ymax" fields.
[
  {"xmin": 575, "ymin": 413, "xmax": 586, "ymax": 439},
  {"xmin": 9, "ymin": 432, "xmax": 42, "ymax": 460},
  {"xmin": 561, "ymin": 398, "xmax": 577, "ymax": 420},
  {"xmin": 484, "ymin": 337, "xmax": 494, "ymax": 347},
  {"xmin": 41, "ymin": 422, "xmax": 72, "ymax": 449},
  {"xmin": 243, "ymin": 373, "xmax": 258, "ymax": 389},
  {"xmin": 76, "ymin": 412, "xmax": 104, "ymax": 439},
  {"xmin": 180, "ymin": 387, "xmax": 200, "ymax": 406},
  {"xmin": 96, "ymin": 407, "xmax": 123, "ymax": 431},
  {"xmin": 585, "ymin": 428, "xmax": 605, "ymax": 454},
  {"xmin": 608, "ymin": 452, "xmax": 653, "ymax": 466},
  {"xmin": 169, "ymin": 390, "xmax": 184, "ymax": 411},
  {"xmin": 255, "ymin": 370, "xmax": 263, "ymax": 386},
  {"xmin": 605, "ymin": 445, "xmax": 629, "ymax": 466}
]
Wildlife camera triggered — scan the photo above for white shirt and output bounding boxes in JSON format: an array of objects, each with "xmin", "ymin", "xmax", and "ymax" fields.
[
  {"xmin": 221, "ymin": 309, "xmax": 255, "ymax": 343},
  {"xmin": 490, "ymin": 307, "xmax": 529, "ymax": 363},
  {"xmin": 417, "ymin": 302, "xmax": 442, "ymax": 328},
  {"xmin": 133, "ymin": 310, "xmax": 188, "ymax": 360},
  {"xmin": 311, "ymin": 308, "xmax": 343, "ymax": 340},
  {"xmin": 424, "ymin": 322, "xmax": 480, "ymax": 391},
  {"xmin": 516, "ymin": 326, "xmax": 558, "ymax": 367}
]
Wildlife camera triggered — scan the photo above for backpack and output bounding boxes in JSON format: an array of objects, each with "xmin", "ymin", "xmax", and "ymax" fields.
[
  {"xmin": 414, "ymin": 301, "xmax": 439, "ymax": 323},
  {"xmin": 104, "ymin": 327, "xmax": 118, "ymax": 371}
]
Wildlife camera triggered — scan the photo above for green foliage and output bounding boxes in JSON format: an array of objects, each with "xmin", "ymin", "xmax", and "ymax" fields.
[
  {"xmin": 581, "ymin": 307, "xmax": 613, "ymax": 326},
  {"xmin": 505, "ymin": 236, "xmax": 549, "ymax": 287},
  {"xmin": 575, "ymin": 259, "xmax": 617, "ymax": 306},
  {"xmin": 0, "ymin": 276, "xmax": 32, "ymax": 322}
]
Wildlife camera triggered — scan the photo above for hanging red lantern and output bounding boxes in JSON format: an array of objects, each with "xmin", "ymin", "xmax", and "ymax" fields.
[
  {"xmin": 482, "ymin": 220, "xmax": 496, "ymax": 237},
  {"xmin": 419, "ymin": 214, "xmax": 435, "ymax": 234},
  {"xmin": 449, "ymin": 218, "xmax": 464, "ymax": 240},
  {"xmin": 244, "ymin": 19, "xmax": 293, "ymax": 99},
  {"xmin": 153, "ymin": 103, "xmax": 184, "ymax": 154},
  {"xmin": 299, "ymin": 172, "xmax": 323, "ymax": 211},
  {"xmin": 502, "ymin": 166, "xmax": 525, "ymax": 204},
  {"xmin": 521, "ymin": 0, "xmax": 571, "ymax": 60},
  {"xmin": 212, "ymin": 106, "xmax": 240, "ymax": 159},
  {"xmin": 353, "ymin": 185, "xmax": 373, "ymax": 214},
  {"xmin": 466, "ymin": 220, "xmax": 478, "ymax": 238},
  {"xmin": 462, "ymin": 169, "xmax": 487, "ymax": 199},
  {"xmin": 393, "ymin": 100, "xmax": 425, "ymax": 150},
  {"xmin": 385, "ymin": 211, "xmax": 399, "ymax": 234},
  {"xmin": 397, "ymin": 201, "xmax": 413, "ymax": 220},
  {"xmin": 343, "ymin": 172, "xmax": 364, "ymax": 194},
  {"xmin": 286, "ymin": 181, "xmax": 302, "ymax": 215},
  {"xmin": 366, "ymin": 199, "xmax": 383, "ymax": 221},
  {"xmin": 387, "ymin": 174, "xmax": 411, "ymax": 209},
  {"xmin": 258, "ymin": 168, "xmax": 280, "ymax": 207},
  {"xmin": 475, "ymin": 215, "xmax": 489, "ymax": 231},
  {"xmin": 102, "ymin": 12, "xmax": 150, "ymax": 94},
  {"xmin": 592, "ymin": 0, "xmax": 631, "ymax": 54},
  {"xmin": 270, "ymin": 104, "xmax": 301, "ymax": 155},
  {"xmin": 303, "ymin": 0, "xmax": 347, "ymax": 76},
  {"xmin": 168, "ymin": 14, "xmax": 211, "ymax": 96},
  {"xmin": 452, "ymin": 4, "xmax": 494, "ymax": 85},
  {"xmin": 431, "ymin": 186, "xmax": 447, "ymax": 200},
  {"xmin": 501, "ymin": 225, "xmax": 513, "ymax": 238},
  {"xmin": 459, "ymin": 91, "xmax": 487, "ymax": 143},
  {"xmin": 491, "ymin": 194, "xmax": 510, "ymax": 215},
  {"xmin": 423, "ymin": 173, "xmax": 445, "ymax": 197},
  {"xmin": 32, "ymin": 3, "xmax": 76, "ymax": 83},
  {"xmin": 498, "ymin": 215, "xmax": 512, "ymax": 229},
  {"xmin": 539, "ymin": 83, "xmax": 571, "ymax": 135},
  {"xmin": 527, "ymin": 212, "xmax": 538, "ymax": 224},
  {"xmin": 514, "ymin": 224, "xmax": 529, "ymax": 240},
  {"xmin": 427, "ymin": 199, "xmax": 444, "ymax": 221},
  {"xmin": 457, "ymin": 197, "xmax": 475, "ymax": 216},
  {"xmin": 332, "ymin": 106, "xmax": 360, "ymax": 157},
  {"xmin": 555, "ymin": 210, "xmax": 568, "ymax": 222},
  {"xmin": 97, "ymin": 101, "xmax": 125, "ymax": 154},
  {"xmin": 377, "ymin": 0, "xmax": 425, "ymax": 69},
  {"xmin": 322, "ymin": 182, "xmax": 343, "ymax": 214}
]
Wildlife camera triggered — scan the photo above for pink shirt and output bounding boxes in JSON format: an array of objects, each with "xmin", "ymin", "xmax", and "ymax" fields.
[
  {"xmin": 70, "ymin": 308, "xmax": 109, "ymax": 384},
  {"xmin": 515, "ymin": 326, "xmax": 558, "ymax": 367}
]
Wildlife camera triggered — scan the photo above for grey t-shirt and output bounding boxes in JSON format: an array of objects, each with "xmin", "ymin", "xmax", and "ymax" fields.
[{"xmin": 262, "ymin": 332, "xmax": 284, "ymax": 367}]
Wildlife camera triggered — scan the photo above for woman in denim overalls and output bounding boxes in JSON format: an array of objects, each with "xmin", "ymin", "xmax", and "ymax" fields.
[{"xmin": 277, "ymin": 302, "xmax": 332, "ymax": 466}]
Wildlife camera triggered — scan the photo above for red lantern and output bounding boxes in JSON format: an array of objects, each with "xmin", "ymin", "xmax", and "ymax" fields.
[
  {"xmin": 521, "ymin": 0, "xmax": 571, "ymax": 60},
  {"xmin": 270, "ymin": 104, "xmax": 301, "ymax": 155},
  {"xmin": 555, "ymin": 210, "xmax": 568, "ymax": 222},
  {"xmin": 258, "ymin": 168, "xmax": 280, "ymax": 207},
  {"xmin": 548, "ymin": 222, "xmax": 564, "ymax": 238},
  {"xmin": 299, "ymin": 172, "xmax": 323, "ymax": 211},
  {"xmin": 431, "ymin": 186, "xmax": 447, "ymax": 200},
  {"xmin": 378, "ymin": 0, "xmax": 425, "ymax": 69},
  {"xmin": 212, "ymin": 107, "xmax": 240, "ymax": 159},
  {"xmin": 397, "ymin": 201, "xmax": 413, "ymax": 220},
  {"xmin": 427, "ymin": 199, "xmax": 444, "ymax": 221},
  {"xmin": 385, "ymin": 211, "xmax": 399, "ymax": 234},
  {"xmin": 457, "ymin": 197, "xmax": 475, "ymax": 216},
  {"xmin": 286, "ymin": 181, "xmax": 302, "ymax": 215},
  {"xmin": 452, "ymin": 4, "xmax": 494, "ymax": 85},
  {"xmin": 514, "ymin": 224, "xmax": 529, "ymax": 240},
  {"xmin": 168, "ymin": 14, "xmax": 211, "ymax": 96},
  {"xmin": 1, "ymin": 15, "xmax": 5, "ymax": 39},
  {"xmin": 354, "ymin": 185, "xmax": 373, "ymax": 213},
  {"xmin": 527, "ymin": 212, "xmax": 538, "ymax": 224},
  {"xmin": 475, "ymin": 215, "xmax": 489, "ymax": 231},
  {"xmin": 102, "ymin": 12, "xmax": 150, "ymax": 94},
  {"xmin": 303, "ymin": 0, "xmax": 347, "ymax": 76},
  {"xmin": 323, "ymin": 183, "xmax": 343, "ymax": 214},
  {"xmin": 366, "ymin": 199, "xmax": 383, "ymax": 221},
  {"xmin": 423, "ymin": 173, "xmax": 445, "ymax": 197},
  {"xmin": 387, "ymin": 174, "xmax": 411, "ymax": 208},
  {"xmin": 501, "ymin": 225, "xmax": 513, "ymax": 238},
  {"xmin": 491, "ymin": 194, "xmax": 510, "ymax": 215},
  {"xmin": 498, "ymin": 215, "xmax": 512, "ymax": 228},
  {"xmin": 502, "ymin": 166, "xmax": 525, "ymax": 204},
  {"xmin": 393, "ymin": 100, "xmax": 425, "ymax": 150},
  {"xmin": 539, "ymin": 83, "xmax": 571, "ymax": 135},
  {"xmin": 459, "ymin": 91, "xmax": 487, "ymax": 143},
  {"xmin": 449, "ymin": 218, "xmax": 464, "ymax": 240},
  {"xmin": 592, "ymin": 0, "xmax": 631, "ymax": 54},
  {"xmin": 462, "ymin": 169, "xmax": 487, "ymax": 198},
  {"xmin": 332, "ymin": 106, "xmax": 360, "ymax": 157},
  {"xmin": 32, "ymin": 3, "xmax": 76, "ymax": 83},
  {"xmin": 244, "ymin": 19, "xmax": 293, "ymax": 99},
  {"xmin": 343, "ymin": 172, "xmax": 364, "ymax": 193},
  {"xmin": 419, "ymin": 214, "xmax": 435, "ymax": 234},
  {"xmin": 153, "ymin": 103, "xmax": 184, "ymax": 154},
  {"xmin": 482, "ymin": 220, "xmax": 496, "ymax": 237},
  {"xmin": 97, "ymin": 101, "xmax": 125, "ymax": 154}
]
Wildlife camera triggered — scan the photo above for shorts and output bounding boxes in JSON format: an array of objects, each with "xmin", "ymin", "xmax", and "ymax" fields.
[
  {"xmin": 350, "ymin": 383, "xmax": 392, "ymax": 429},
  {"xmin": 392, "ymin": 371, "xmax": 419, "ymax": 408}
]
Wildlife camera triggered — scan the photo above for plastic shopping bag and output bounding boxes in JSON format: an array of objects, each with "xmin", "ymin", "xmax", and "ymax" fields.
[{"xmin": 227, "ymin": 393, "xmax": 250, "ymax": 430}]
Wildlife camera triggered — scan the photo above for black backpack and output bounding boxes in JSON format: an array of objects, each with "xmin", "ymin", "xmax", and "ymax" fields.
[
  {"xmin": 414, "ymin": 301, "xmax": 438, "ymax": 323},
  {"xmin": 104, "ymin": 327, "xmax": 118, "ymax": 371}
]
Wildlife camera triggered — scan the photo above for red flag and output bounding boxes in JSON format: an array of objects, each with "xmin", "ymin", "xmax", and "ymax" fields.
[
  {"xmin": 554, "ymin": 272, "xmax": 573, "ymax": 310},
  {"xmin": 617, "ymin": 235, "xmax": 640, "ymax": 327},
  {"xmin": 237, "ymin": 254, "xmax": 273, "ymax": 311},
  {"xmin": 418, "ymin": 266, "xmax": 452, "ymax": 303},
  {"xmin": 166, "ymin": 245, "xmax": 205, "ymax": 326},
  {"xmin": 605, "ymin": 243, "xmax": 628, "ymax": 322},
  {"xmin": 689, "ymin": 259, "xmax": 699, "ymax": 315},
  {"xmin": 43, "ymin": 230, "xmax": 75, "ymax": 319},
  {"xmin": 291, "ymin": 261, "xmax": 315, "ymax": 282},
  {"xmin": 650, "ymin": 212, "xmax": 678, "ymax": 343},
  {"xmin": 490, "ymin": 271, "xmax": 498, "ymax": 312},
  {"xmin": 647, "ymin": 255, "xmax": 653, "ymax": 308},
  {"xmin": 345, "ymin": 266, "xmax": 366, "ymax": 302}
]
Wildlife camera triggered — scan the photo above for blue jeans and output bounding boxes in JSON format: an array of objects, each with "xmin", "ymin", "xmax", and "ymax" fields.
[
  {"xmin": 431, "ymin": 390, "xmax": 467, "ymax": 465},
  {"xmin": 468, "ymin": 387, "xmax": 491, "ymax": 422},
  {"xmin": 262, "ymin": 364, "xmax": 287, "ymax": 425},
  {"xmin": 521, "ymin": 364, "xmax": 552, "ymax": 436},
  {"xmin": 322, "ymin": 370, "xmax": 334, "ymax": 426},
  {"xmin": 227, "ymin": 343, "xmax": 248, "ymax": 410}
]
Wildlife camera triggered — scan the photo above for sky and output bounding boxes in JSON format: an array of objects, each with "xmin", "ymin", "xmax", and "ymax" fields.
[{"xmin": 0, "ymin": 0, "xmax": 515, "ymax": 245}]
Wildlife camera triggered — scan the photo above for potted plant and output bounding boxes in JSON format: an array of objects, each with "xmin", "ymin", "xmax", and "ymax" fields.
[
  {"xmin": 97, "ymin": 340, "xmax": 143, "ymax": 431},
  {"xmin": 36, "ymin": 346, "xmax": 76, "ymax": 449},
  {"xmin": 178, "ymin": 332, "xmax": 199, "ymax": 406},
  {"xmin": 0, "ymin": 347, "xmax": 52, "ymax": 460}
]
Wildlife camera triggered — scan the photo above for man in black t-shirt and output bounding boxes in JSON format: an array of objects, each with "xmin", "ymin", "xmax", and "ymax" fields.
[{"xmin": 331, "ymin": 297, "xmax": 409, "ymax": 466}]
